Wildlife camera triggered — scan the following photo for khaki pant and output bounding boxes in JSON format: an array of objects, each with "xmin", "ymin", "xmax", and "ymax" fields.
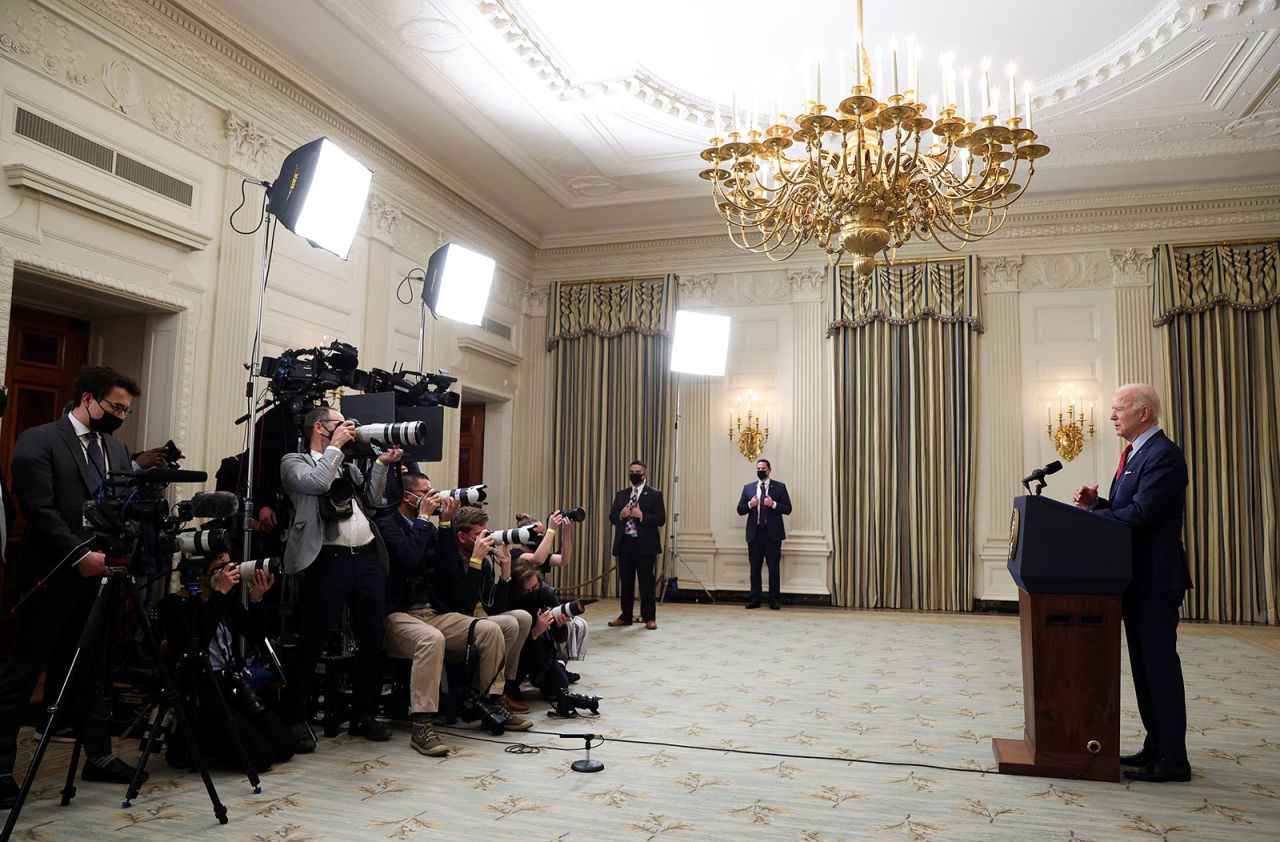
[
  {"xmin": 384, "ymin": 609, "xmax": 505, "ymax": 713},
  {"xmin": 487, "ymin": 610, "xmax": 532, "ymax": 684}
]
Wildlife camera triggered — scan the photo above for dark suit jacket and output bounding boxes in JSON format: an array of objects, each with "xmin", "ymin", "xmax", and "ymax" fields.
[
  {"xmin": 609, "ymin": 484, "xmax": 666, "ymax": 557},
  {"xmin": 736, "ymin": 479, "xmax": 792, "ymax": 542},
  {"xmin": 1092, "ymin": 430, "xmax": 1192, "ymax": 594},
  {"xmin": 10, "ymin": 415, "xmax": 131, "ymax": 590}
]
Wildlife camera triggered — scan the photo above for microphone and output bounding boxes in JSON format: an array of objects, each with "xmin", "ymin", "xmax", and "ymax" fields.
[
  {"xmin": 1021, "ymin": 460, "xmax": 1063, "ymax": 487},
  {"xmin": 187, "ymin": 491, "xmax": 240, "ymax": 519}
]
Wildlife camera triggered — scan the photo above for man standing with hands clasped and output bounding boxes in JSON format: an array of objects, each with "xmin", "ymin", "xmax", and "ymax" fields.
[
  {"xmin": 608, "ymin": 460, "xmax": 665, "ymax": 630},
  {"xmin": 736, "ymin": 459, "xmax": 792, "ymax": 610},
  {"xmin": 1072, "ymin": 383, "xmax": 1192, "ymax": 783}
]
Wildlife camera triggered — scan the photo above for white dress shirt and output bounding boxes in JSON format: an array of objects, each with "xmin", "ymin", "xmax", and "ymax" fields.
[{"xmin": 310, "ymin": 448, "xmax": 375, "ymax": 547}]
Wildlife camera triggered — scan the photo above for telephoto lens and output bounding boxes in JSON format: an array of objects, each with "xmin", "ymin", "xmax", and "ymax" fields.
[
  {"xmin": 175, "ymin": 528, "xmax": 232, "ymax": 557},
  {"xmin": 549, "ymin": 597, "xmax": 598, "ymax": 620},
  {"xmin": 236, "ymin": 557, "xmax": 284, "ymax": 580},
  {"xmin": 489, "ymin": 526, "xmax": 537, "ymax": 546},
  {"xmin": 553, "ymin": 692, "xmax": 601, "ymax": 718},
  {"xmin": 353, "ymin": 420, "xmax": 427, "ymax": 448},
  {"xmin": 557, "ymin": 507, "xmax": 587, "ymax": 522},
  {"xmin": 435, "ymin": 484, "xmax": 487, "ymax": 504}
]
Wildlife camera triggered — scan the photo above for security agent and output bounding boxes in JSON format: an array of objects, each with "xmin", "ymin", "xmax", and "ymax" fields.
[
  {"xmin": 280, "ymin": 406, "xmax": 403, "ymax": 752},
  {"xmin": 0, "ymin": 367, "xmax": 151, "ymax": 808}
]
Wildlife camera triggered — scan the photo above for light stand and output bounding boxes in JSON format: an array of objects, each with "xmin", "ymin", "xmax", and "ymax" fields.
[
  {"xmin": 660, "ymin": 377, "xmax": 714, "ymax": 604},
  {"xmin": 239, "ymin": 214, "xmax": 275, "ymax": 589}
]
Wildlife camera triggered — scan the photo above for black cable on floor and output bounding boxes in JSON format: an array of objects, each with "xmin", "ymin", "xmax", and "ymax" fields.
[{"xmin": 436, "ymin": 725, "xmax": 994, "ymax": 776}]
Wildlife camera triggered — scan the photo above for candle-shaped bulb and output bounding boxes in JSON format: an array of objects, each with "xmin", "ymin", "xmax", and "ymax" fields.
[{"xmin": 1023, "ymin": 80, "xmax": 1033, "ymax": 131}]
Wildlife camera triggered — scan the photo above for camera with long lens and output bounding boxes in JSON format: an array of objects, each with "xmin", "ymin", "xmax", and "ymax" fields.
[
  {"xmin": 488, "ymin": 525, "xmax": 538, "ymax": 546},
  {"xmin": 235, "ymin": 557, "xmax": 284, "ymax": 581},
  {"xmin": 219, "ymin": 666, "xmax": 266, "ymax": 716},
  {"xmin": 175, "ymin": 528, "xmax": 233, "ymax": 558},
  {"xmin": 459, "ymin": 689, "xmax": 506, "ymax": 735},
  {"xmin": 83, "ymin": 467, "xmax": 212, "ymax": 560},
  {"xmin": 556, "ymin": 507, "xmax": 587, "ymax": 523},
  {"xmin": 553, "ymin": 692, "xmax": 601, "ymax": 718},
  {"xmin": 348, "ymin": 419, "xmax": 428, "ymax": 450},
  {"xmin": 549, "ymin": 598, "xmax": 596, "ymax": 621},
  {"xmin": 435, "ymin": 484, "xmax": 487, "ymax": 505}
]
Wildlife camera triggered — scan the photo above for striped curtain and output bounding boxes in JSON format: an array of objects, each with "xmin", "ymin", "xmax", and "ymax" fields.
[
  {"xmin": 548, "ymin": 275, "xmax": 676, "ymax": 597},
  {"xmin": 828, "ymin": 257, "xmax": 981, "ymax": 610},
  {"xmin": 1154, "ymin": 242, "xmax": 1280, "ymax": 623}
]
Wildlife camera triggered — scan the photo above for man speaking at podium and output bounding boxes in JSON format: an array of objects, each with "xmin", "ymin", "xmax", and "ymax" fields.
[{"xmin": 1072, "ymin": 383, "xmax": 1192, "ymax": 783}]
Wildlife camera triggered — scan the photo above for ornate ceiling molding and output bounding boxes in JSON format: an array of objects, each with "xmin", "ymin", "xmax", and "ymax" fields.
[
  {"xmin": 981, "ymin": 256, "xmax": 1024, "ymax": 293},
  {"xmin": 1111, "ymin": 248, "xmax": 1156, "ymax": 286}
]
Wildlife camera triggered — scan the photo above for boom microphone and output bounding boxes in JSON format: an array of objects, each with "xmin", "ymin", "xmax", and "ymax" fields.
[
  {"xmin": 1021, "ymin": 460, "xmax": 1063, "ymax": 486},
  {"xmin": 187, "ymin": 491, "xmax": 240, "ymax": 519}
]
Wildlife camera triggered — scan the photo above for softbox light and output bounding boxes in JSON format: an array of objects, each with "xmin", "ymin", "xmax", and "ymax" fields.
[
  {"xmin": 424, "ymin": 242, "xmax": 495, "ymax": 325},
  {"xmin": 267, "ymin": 137, "xmax": 372, "ymax": 259},
  {"xmin": 670, "ymin": 310, "xmax": 730, "ymax": 376}
]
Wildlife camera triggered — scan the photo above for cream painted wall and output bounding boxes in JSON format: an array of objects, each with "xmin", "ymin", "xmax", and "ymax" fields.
[{"xmin": 1, "ymin": 1, "xmax": 1276, "ymax": 606}]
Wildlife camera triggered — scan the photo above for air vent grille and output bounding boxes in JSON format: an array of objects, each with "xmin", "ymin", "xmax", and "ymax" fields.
[
  {"xmin": 482, "ymin": 317, "xmax": 512, "ymax": 340},
  {"xmin": 13, "ymin": 107, "xmax": 194, "ymax": 207},
  {"xmin": 115, "ymin": 154, "xmax": 194, "ymax": 205},
  {"xmin": 15, "ymin": 107, "xmax": 113, "ymax": 172}
]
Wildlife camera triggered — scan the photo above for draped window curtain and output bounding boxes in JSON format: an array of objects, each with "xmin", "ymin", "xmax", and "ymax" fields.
[
  {"xmin": 828, "ymin": 257, "xmax": 982, "ymax": 610},
  {"xmin": 1154, "ymin": 243, "xmax": 1280, "ymax": 624},
  {"xmin": 547, "ymin": 275, "xmax": 677, "ymax": 597}
]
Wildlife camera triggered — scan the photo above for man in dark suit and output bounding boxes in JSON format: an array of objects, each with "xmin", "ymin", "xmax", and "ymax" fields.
[
  {"xmin": 0, "ymin": 367, "xmax": 151, "ymax": 808},
  {"xmin": 736, "ymin": 458, "xmax": 793, "ymax": 610},
  {"xmin": 1073, "ymin": 383, "xmax": 1192, "ymax": 783},
  {"xmin": 608, "ymin": 460, "xmax": 665, "ymax": 630}
]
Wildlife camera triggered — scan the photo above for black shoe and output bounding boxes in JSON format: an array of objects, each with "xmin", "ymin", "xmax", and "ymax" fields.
[
  {"xmin": 566, "ymin": 670, "xmax": 581, "ymax": 684},
  {"xmin": 290, "ymin": 722, "xmax": 316, "ymax": 754},
  {"xmin": 505, "ymin": 681, "xmax": 526, "ymax": 702},
  {"xmin": 82, "ymin": 757, "xmax": 148, "ymax": 785},
  {"xmin": 745, "ymin": 601, "xmax": 761, "ymax": 609},
  {"xmin": 1123, "ymin": 759, "xmax": 1191, "ymax": 783},
  {"xmin": 1120, "ymin": 749, "xmax": 1156, "ymax": 767},
  {"xmin": 769, "ymin": 602, "xmax": 781, "ymax": 610},
  {"xmin": 348, "ymin": 716, "xmax": 392, "ymax": 742},
  {"xmin": 0, "ymin": 774, "xmax": 18, "ymax": 810}
]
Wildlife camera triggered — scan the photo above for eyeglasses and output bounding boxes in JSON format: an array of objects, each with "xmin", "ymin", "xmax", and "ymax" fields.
[{"xmin": 98, "ymin": 399, "xmax": 133, "ymax": 417}]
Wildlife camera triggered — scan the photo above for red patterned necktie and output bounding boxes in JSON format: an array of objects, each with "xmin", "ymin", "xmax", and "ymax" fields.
[{"xmin": 1114, "ymin": 444, "xmax": 1132, "ymax": 481}]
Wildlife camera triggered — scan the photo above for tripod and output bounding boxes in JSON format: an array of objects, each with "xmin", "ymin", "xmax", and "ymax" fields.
[
  {"xmin": 1, "ymin": 570, "xmax": 229, "ymax": 839},
  {"xmin": 127, "ymin": 583, "xmax": 262, "ymax": 808},
  {"xmin": 660, "ymin": 379, "xmax": 715, "ymax": 604}
]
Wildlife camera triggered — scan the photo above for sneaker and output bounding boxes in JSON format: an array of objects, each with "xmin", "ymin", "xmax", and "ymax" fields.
[
  {"xmin": 82, "ymin": 757, "xmax": 148, "ymax": 785},
  {"xmin": 410, "ymin": 720, "xmax": 449, "ymax": 757},
  {"xmin": 290, "ymin": 722, "xmax": 317, "ymax": 754},
  {"xmin": 348, "ymin": 716, "xmax": 392, "ymax": 742},
  {"xmin": 493, "ymin": 698, "xmax": 533, "ymax": 731}
]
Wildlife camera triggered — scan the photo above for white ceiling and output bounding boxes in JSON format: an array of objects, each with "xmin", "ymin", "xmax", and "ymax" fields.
[{"xmin": 209, "ymin": 0, "xmax": 1280, "ymax": 244}]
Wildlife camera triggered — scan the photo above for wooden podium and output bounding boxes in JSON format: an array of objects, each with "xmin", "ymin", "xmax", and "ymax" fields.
[{"xmin": 991, "ymin": 495, "xmax": 1132, "ymax": 783}]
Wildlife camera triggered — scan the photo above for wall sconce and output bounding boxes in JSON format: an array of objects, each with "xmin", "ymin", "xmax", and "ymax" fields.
[
  {"xmin": 1046, "ymin": 384, "xmax": 1095, "ymax": 462},
  {"xmin": 728, "ymin": 392, "xmax": 770, "ymax": 462}
]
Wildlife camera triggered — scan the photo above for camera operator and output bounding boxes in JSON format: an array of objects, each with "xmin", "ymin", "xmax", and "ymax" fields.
[
  {"xmin": 506, "ymin": 558, "xmax": 596, "ymax": 708},
  {"xmin": 0, "ymin": 366, "xmax": 151, "ymax": 808},
  {"xmin": 426, "ymin": 506, "xmax": 533, "ymax": 726},
  {"xmin": 280, "ymin": 406, "xmax": 402, "ymax": 752},
  {"xmin": 156, "ymin": 554, "xmax": 293, "ymax": 773},
  {"xmin": 377, "ymin": 474, "xmax": 525, "ymax": 752}
]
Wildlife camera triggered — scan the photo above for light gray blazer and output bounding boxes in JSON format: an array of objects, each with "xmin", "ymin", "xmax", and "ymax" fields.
[{"xmin": 280, "ymin": 446, "xmax": 390, "ymax": 575}]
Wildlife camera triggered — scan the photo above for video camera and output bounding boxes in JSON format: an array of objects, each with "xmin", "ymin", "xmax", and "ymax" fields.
[
  {"xmin": 259, "ymin": 340, "xmax": 371, "ymax": 402},
  {"xmin": 85, "ymin": 468, "xmax": 230, "ymax": 559},
  {"xmin": 366, "ymin": 367, "xmax": 461, "ymax": 409}
]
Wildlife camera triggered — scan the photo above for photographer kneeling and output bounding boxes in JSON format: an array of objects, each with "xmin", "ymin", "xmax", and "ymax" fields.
[
  {"xmin": 506, "ymin": 558, "xmax": 600, "ymax": 718},
  {"xmin": 157, "ymin": 555, "xmax": 294, "ymax": 773}
]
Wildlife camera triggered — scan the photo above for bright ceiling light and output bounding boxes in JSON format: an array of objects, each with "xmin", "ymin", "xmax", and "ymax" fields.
[
  {"xmin": 268, "ymin": 137, "xmax": 372, "ymax": 259},
  {"xmin": 425, "ymin": 242, "xmax": 496, "ymax": 325},
  {"xmin": 670, "ymin": 310, "xmax": 731, "ymax": 376}
]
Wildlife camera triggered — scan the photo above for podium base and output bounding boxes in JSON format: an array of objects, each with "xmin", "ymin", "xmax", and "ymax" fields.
[{"xmin": 992, "ymin": 737, "xmax": 1119, "ymax": 783}]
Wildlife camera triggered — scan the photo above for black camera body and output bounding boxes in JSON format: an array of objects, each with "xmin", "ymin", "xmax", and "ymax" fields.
[
  {"xmin": 260, "ymin": 340, "xmax": 371, "ymax": 404},
  {"xmin": 220, "ymin": 666, "xmax": 266, "ymax": 717}
]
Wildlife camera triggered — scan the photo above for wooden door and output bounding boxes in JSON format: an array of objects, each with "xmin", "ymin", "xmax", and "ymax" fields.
[
  {"xmin": 1, "ymin": 306, "xmax": 91, "ymax": 635},
  {"xmin": 457, "ymin": 402, "xmax": 486, "ymax": 488}
]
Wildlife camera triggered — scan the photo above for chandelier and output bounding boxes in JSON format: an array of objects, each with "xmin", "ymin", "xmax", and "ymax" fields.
[
  {"xmin": 728, "ymin": 393, "xmax": 770, "ymax": 462},
  {"xmin": 698, "ymin": 0, "xmax": 1050, "ymax": 278},
  {"xmin": 1046, "ymin": 385, "xmax": 1095, "ymax": 462}
]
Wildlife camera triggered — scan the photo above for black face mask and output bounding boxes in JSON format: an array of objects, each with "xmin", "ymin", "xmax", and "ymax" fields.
[
  {"xmin": 88, "ymin": 400, "xmax": 124, "ymax": 435},
  {"xmin": 756, "ymin": 469, "xmax": 768, "ymax": 480},
  {"xmin": 629, "ymin": 472, "xmax": 643, "ymax": 486}
]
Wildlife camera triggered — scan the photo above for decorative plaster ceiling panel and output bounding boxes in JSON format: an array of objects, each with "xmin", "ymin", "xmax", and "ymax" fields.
[{"xmin": 208, "ymin": 0, "xmax": 1280, "ymax": 241}]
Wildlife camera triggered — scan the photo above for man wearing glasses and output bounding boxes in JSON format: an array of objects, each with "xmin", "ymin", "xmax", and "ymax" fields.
[{"xmin": 0, "ymin": 366, "xmax": 154, "ymax": 808}]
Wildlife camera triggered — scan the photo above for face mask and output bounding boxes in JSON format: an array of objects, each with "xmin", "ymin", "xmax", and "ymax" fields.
[
  {"xmin": 629, "ymin": 472, "xmax": 643, "ymax": 486},
  {"xmin": 756, "ymin": 469, "xmax": 768, "ymax": 480},
  {"xmin": 88, "ymin": 400, "xmax": 124, "ymax": 435}
]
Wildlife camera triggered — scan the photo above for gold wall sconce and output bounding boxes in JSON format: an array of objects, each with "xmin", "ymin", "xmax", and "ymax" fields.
[
  {"xmin": 728, "ymin": 392, "xmax": 770, "ymax": 462},
  {"xmin": 1046, "ymin": 385, "xmax": 1095, "ymax": 462}
]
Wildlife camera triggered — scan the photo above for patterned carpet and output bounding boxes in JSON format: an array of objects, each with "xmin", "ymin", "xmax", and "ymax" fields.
[{"xmin": 4, "ymin": 602, "xmax": 1278, "ymax": 841}]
